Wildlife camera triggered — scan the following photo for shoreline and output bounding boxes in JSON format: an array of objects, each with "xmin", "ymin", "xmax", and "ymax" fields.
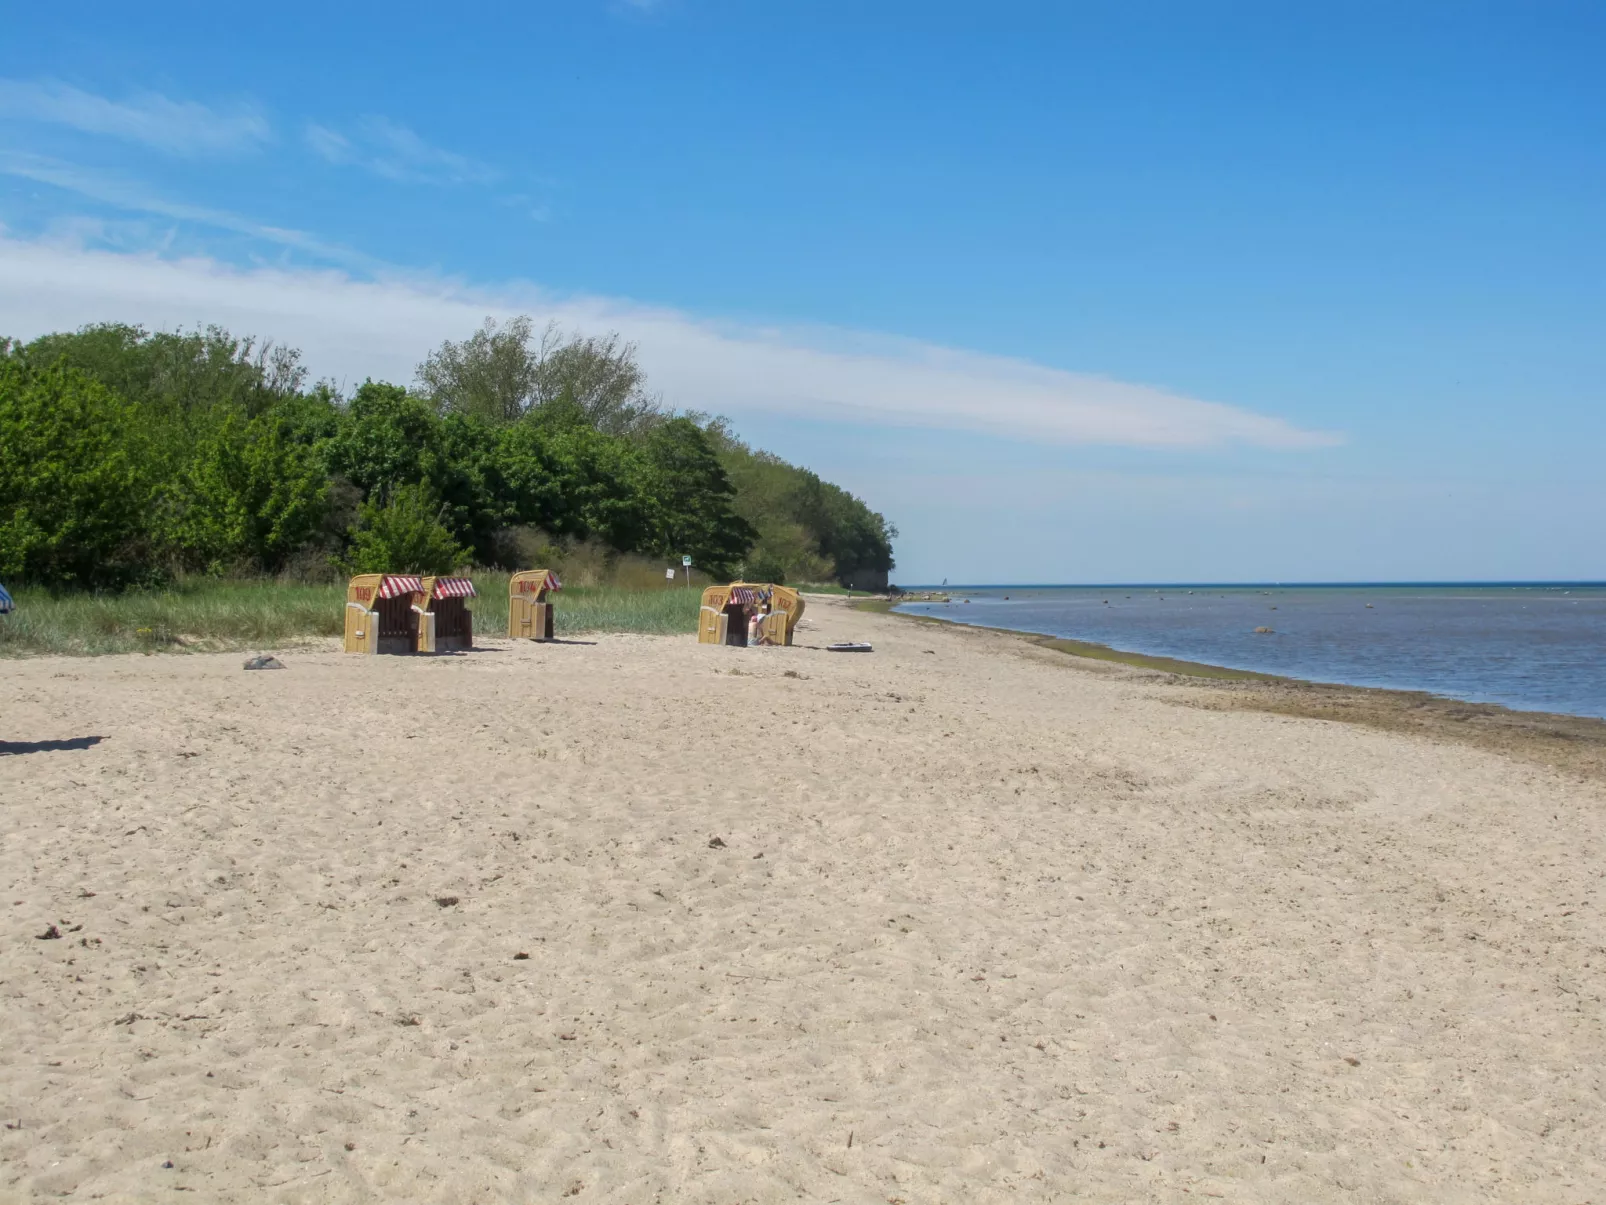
[
  {"xmin": 860, "ymin": 596, "xmax": 1606, "ymax": 782},
  {"xmin": 6, "ymin": 596, "xmax": 1606, "ymax": 1198}
]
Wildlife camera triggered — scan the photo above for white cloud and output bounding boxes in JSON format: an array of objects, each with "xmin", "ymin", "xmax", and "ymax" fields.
[
  {"xmin": 0, "ymin": 237, "xmax": 1341, "ymax": 451},
  {"xmin": 304, "ymin": 117, "xmax": 498, "ymax": 185},
  {"xmin": 0, "ymin": 79, "xmax": 270, "ymax": 155},
  {"xmin": 0, "ymin": 152, "xmax": 381, "ymax": 269}
]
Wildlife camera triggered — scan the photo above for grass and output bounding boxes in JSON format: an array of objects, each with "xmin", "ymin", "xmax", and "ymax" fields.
[
  {"xmin": 472, "ymin": 572, "xmax": 702, "ymax": 638},
  {"xmin": 0, "ymin": 574, "xmax": 703, "ymax": 657}
]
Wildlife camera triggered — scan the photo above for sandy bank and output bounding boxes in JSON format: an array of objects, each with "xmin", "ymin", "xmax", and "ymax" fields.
[{"xmin": 3, "ymin": 596, "xmax": 1603, "ymax": 1202}]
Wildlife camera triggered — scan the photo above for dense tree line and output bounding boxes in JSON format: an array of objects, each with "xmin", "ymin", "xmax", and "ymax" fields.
[{"xmin": 0, "ymin": 320, "xmax": 895, "ymax": 589}]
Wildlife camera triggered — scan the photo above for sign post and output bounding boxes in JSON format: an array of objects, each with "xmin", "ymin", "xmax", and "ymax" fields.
[{"xmin": 682, "ymin": 554, "xmax": 692, "ymax": 587}]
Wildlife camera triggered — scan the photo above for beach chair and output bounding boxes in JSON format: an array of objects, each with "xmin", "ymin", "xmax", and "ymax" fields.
[
  {"xmin": 508, "ymin": 569, "xmax": 561, "ymax": 641},
  {"xmin": 697, "ymin": 583, "xmax": 805, "ymax": 647},
  {"xmin": 419, "ymin": 576, "xmax": 477, "ymax": 652},
  {"xmin": 344, "ymin": 574, "xmax": 425, "ymax": 654}
]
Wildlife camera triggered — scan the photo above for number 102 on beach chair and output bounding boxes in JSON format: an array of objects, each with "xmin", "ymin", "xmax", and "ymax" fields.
[{"xmin": 508, "ymin": 570, "xmax": 562, "ymax": 641}]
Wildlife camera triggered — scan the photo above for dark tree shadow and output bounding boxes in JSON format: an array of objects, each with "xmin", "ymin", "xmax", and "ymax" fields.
[{"xmin": 0, "ymin": 736, "xmax": 105, "ymax": 756}]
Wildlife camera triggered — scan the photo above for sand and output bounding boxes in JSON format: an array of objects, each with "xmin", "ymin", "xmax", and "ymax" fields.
[{"xmin": 2, "ymin": 596, "xmax": 1603, "ymax": 1203}]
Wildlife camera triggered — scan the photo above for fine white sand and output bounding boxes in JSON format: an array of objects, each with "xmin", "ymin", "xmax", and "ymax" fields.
[{"xmin": 2, "ymin": 596, "xmax": 1603, "ymax": 1203}]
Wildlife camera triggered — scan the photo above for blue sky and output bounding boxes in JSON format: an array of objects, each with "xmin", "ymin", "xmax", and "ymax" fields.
[{"xmin": 1, "ymin": 1, "xmax": 1601, "ymax": 583}]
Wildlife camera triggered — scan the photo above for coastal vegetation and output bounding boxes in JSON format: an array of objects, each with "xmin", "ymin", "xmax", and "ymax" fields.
[
  {"xmin": 0, "ymin": 318, "xmax": 895, "ymax": 599},
  {"xmin": 0, "ymin": 575, "xmax": 702, "ymax": 656}
]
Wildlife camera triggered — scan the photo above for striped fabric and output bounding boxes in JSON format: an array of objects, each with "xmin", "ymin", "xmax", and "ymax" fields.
[
  {"xmin": 543, "ymin": 571, "xmax": 563, "ymax": 592},
  {"xmin": 0, "ymin": 582, "xmax": 13, "ymax": 614},
  {"xmin": 377, "ymin": 575, "xmax": 425, "ymax": 599},
  {"xmin": 433, "ymin": 577, "xmax": 477, "ymax": 599},
  {"xmin": 729, "ymin": 586, "xmax": 770, "ymax": 607}
]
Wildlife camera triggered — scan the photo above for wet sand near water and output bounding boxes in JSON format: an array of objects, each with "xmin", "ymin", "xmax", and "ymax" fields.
[{"xmin": 3, "ymin": 595, "xmax": 1603, "ymax": 1202}]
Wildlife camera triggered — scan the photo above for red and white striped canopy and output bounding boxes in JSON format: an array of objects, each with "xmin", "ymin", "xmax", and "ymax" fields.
[
  {"xmin": 433, "ymin": 577, "xmax": 477, "ymax": 598},
  {"xmin": 542, "ymin": 571, "xmax": 562, "ymax": 592},
  {"xmin": 729, "ymin": 586, "xmax": 770, "ymax": 607},
  {"xmin": 377, "ymin": 575, "xmax": 424, "ymax": 599}
]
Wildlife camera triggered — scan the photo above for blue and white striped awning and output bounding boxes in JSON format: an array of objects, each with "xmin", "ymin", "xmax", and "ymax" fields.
[{"xmin": 0, "ymin": 582, "xmax": 13, "ymax": 614}]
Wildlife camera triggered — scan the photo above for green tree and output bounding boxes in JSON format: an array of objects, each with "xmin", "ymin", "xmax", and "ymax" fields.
[
  {"xmin": 24, "ymin": 323, "xmax": 306, "ymax": 419},
  {"xmin": 326, "ymin": 381, "xmax": 443, "ymax": 497},
  {"xmin": 0, "ymin": 356, "xmax": 155, "ymax": 587},
  {"xmin": 418, "ymin": 317, "xmax": 661, "ymax": 434},
  {"xmin": 339, "ymin": 482, "xmax": 468, "ymax": 575},
  {"xmin": 639, "ymin": 418, "xmax": 755, "ymax": 576},
  {"xmin": 693, "ymin": 414, "xmax": 894, "ymax": 586},
  {"xmin": 161, "ymin": 409, "xmax": 329, "ymax": 573}
]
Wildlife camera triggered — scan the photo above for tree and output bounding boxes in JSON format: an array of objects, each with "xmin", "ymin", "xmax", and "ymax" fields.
[
  {"xmin": 415, "ymin": 316, "xmax": 539, "ymax": 424},
  {"xmin": 339, "ymin": 482, "xmax": 468, "ymax": 575},
  {"xmin": 25, "ymin": 323, "xmax": 306, "ymax": 419},
  {"xmin": 417, "ymin": 317, "xmax": 661, "ymax": 434},
  {"xmin": 161, "ymin": 409, "xmax": 329, "ymax": 573},
  {"xmin": 326, "ymin": 381, "xmax": 444, "ymax": 497},
  {"xmin": 692, "ymin": 413, "xmax": 894, "ymax": 586},
  {"xmin": 639, "ymin": 418, "xmax": 755, "ymax": 577},
  {"xmin": 0, "ymin": 356, "xmax": 154, "ymax": 587}
]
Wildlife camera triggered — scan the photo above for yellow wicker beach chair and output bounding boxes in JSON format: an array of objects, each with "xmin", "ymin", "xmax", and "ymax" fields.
[
  {"xmin": 508, "ymin": 569, "xmax": 561, "ymax": 641},
  {"xmin": 697, "ymin": 583, "xmax": 804, "ymax": 647},
  {"xmin": 419, "ymin": 576, "xmax": 477, "ymax": 652},
  {"xmin": 343, "ymin": 574, "xmax": 426, "ymax": 654}
]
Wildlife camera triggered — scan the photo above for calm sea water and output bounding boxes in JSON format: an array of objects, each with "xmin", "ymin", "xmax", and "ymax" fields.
[{"xmin": 894, "ymin": 584, "xmax": 1606, "ymax": 719}]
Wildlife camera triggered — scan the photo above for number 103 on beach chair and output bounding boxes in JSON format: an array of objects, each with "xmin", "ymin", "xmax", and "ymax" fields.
[
  {"xmin": 698, "ymin": 583, "xmax": 804, "ymax": 647},
  {"xmin": 508, "ymin": 570, "xmax": 562, "ymax": 641}
]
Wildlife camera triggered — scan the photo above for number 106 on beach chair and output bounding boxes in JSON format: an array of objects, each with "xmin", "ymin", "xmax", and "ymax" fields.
[{"xmin": 508, "ymin": 570, "xmax": 562, "ymax": 641}]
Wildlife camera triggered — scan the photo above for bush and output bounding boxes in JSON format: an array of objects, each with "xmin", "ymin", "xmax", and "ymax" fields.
[
  {"xmin": 339, "ymin": 483, "xmax": 469, "ymax": 575},
  {"xmin": 0, "ymin": 356, "xmax": 155, "ymax": 587},
  {"xmin": 161, "ymin": 409, "xmax": 329, "ymax": 573}
]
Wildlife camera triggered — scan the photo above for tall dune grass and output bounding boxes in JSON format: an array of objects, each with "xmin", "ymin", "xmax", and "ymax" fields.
[{"xmin": 0, "ymin": 575, "xmax": 703, "ymax": 657}]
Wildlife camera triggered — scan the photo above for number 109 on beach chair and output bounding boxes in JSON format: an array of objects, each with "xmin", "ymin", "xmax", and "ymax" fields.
[
  {"xmin": 344, "ymin": 574, "xmax": 478, "ymax": 654},
  {"xmin": 344, "ymin": 574, "xmax": 425, "ymax": 654}
]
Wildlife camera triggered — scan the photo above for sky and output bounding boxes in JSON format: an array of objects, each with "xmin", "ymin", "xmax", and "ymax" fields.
[{"xmin": 0, "ymin": 1, "xmax": 1601, "ymax": 584}]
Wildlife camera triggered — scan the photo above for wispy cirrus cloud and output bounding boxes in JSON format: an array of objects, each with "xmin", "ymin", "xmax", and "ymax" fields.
[
  {"xmin": 304, "ymin": 117, "xmax": 497, "ymax": 185},
  {"xmin": 0, "ymin": 236, "xmax": 1341, "ymax": 452},
  {"xmin": 0, "ymin": 151, "xmax": 378, "ymax": 269},
  {"xmin": 0, "ymin": 78, "xmax": 270, "ymax": 155}
]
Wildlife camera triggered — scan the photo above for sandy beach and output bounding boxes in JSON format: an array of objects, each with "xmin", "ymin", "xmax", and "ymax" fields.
[{"xmin": 3, "ymin": 595, "xmax": 1603, "ymax": 1204}]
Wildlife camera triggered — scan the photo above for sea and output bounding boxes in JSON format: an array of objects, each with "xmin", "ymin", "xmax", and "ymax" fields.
[{"xmin": 893, "ymin": 584, "xmax": 1606, "ymax": 719}]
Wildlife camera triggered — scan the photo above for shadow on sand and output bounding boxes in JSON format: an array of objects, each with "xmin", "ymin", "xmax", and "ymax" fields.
[{"xmin": 0, "ymin": 736, "xmax": 105, "ymax": 756}]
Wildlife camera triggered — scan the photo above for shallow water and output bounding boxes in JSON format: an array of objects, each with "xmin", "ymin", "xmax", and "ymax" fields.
[{"xmin": 895, "ymin": 584, "xmax": 1606, "ymax": 719}]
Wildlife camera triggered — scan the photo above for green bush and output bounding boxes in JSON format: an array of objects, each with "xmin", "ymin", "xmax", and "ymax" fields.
[
  {"xmin": 0, "ymin": 356, "xmax": 156, "ymax": 587},
  {"xmin": 3, "ymin": 318, "xmax": 896, "ymax": 596},
  {"xmin": 339, "ymin": 483, "xmax": 469, "ymax": 575}
]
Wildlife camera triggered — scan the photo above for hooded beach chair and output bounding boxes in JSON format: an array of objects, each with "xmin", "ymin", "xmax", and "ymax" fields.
[
  {"xmin": 418, "ymin": 576, "xmax": 477, "ymax": 652},
  {"xmin": 697, "ymin": 583, "xmax": 804, "ymax": 647},
  {"xmin": 508, "ymin": 570, "xmax": 562, "ymax": 641},
  {"xmin": 344, "ymin": 574, "xmax": 426, "ymax": 654}
]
